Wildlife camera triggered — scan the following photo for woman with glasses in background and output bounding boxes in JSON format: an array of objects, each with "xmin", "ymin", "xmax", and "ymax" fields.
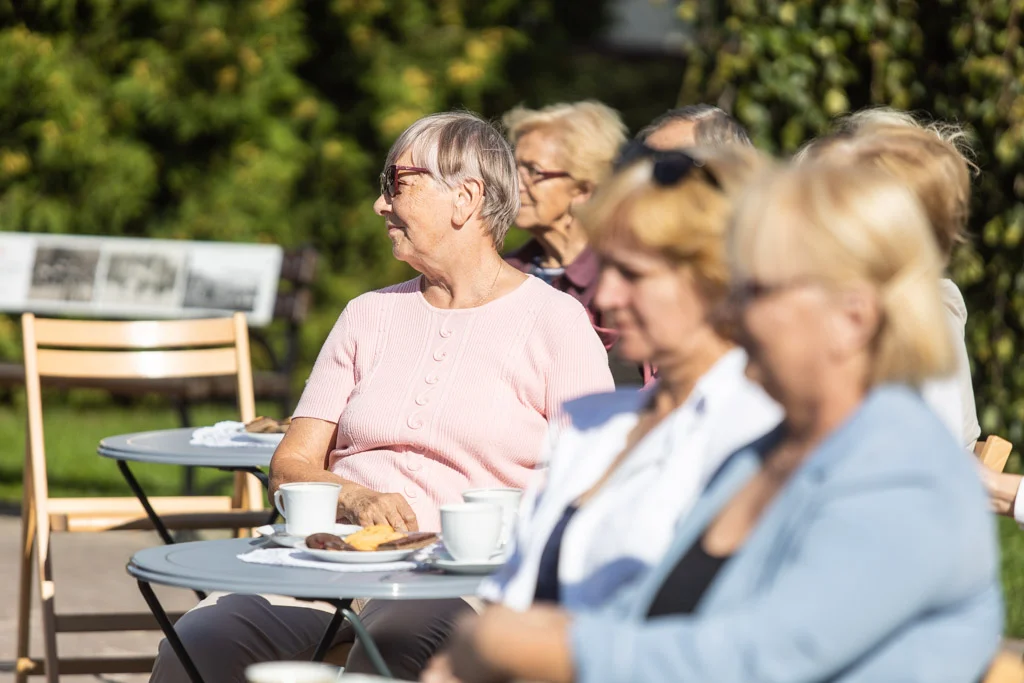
[
  {"xmin": 501, "ymin": 101, "xmax": 646, "ymax": 385},
  {"xmin": 150, "ymin": 111, "xmax": 613, "ymax": 683},
  {"xmin": 426, "ymin": 157, "xmax": 1001, "ymax": 683}
]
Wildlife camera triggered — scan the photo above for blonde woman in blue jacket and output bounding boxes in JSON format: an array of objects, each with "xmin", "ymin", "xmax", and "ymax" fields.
[{"xmin": 425, "ymin": 158, "xmax": 1002, "ymax": 683}]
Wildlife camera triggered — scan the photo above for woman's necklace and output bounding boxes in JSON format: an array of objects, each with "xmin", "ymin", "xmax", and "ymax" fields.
[{"xmin": 470, "ymin": 259, "xmax": 505, "ymax": 308}]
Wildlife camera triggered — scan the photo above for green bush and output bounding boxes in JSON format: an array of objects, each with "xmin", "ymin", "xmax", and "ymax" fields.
[{"xmin": 680, "ymin": 0, "xmax": 1024, "ymax": 447}]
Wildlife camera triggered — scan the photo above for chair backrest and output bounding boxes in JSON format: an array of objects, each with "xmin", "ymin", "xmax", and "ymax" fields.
[
  {"xmin": 975, "ymin": 435, "xmax": 1014, "ymax": 473},
  {"xmin": 21, "ymin": 313, "xmax": 256, "ymax": 507}
]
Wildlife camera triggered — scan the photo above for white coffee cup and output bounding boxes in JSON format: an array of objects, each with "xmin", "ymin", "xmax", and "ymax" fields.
[
  {"xmin": 440, "ymin": 502, "xmax": 503, "ymax": 562},
  {"xmin": 462, "ymin": 488, "xmax": 523, "ymax": 548},
  {"xmin": 272, "ymin": 482, "xmax": 341, "ymax": 537},
  {"xmin": 245, "ymin": 661, "xmax": 339, "ymax": 683}
]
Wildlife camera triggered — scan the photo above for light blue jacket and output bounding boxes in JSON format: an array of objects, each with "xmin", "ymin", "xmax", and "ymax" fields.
[{"xmin": 571, "ymin": 385, "xmax": 1003, "ymax": 683}]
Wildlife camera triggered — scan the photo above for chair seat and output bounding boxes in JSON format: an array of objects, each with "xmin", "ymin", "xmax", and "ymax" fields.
[{"xmin": 47, "ymin": 495, "xmax": 266, "ymax": 532}]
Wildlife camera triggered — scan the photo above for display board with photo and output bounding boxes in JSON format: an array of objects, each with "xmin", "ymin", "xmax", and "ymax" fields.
[{"xmin": 0, "ymin": 233, "xmax": 283, "ymax": 326}]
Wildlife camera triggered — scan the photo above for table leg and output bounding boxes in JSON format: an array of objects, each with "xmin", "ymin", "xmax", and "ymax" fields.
[
  {"xmin": 311, "ymin": 603, "xmax": 348, "ymax": 662},
  {"xmin": 117, "ymin": 460, "xmax": 175, "ymax": 546},
  {"xmin": 138, "ymin": 580, "xmax": 206, "ymax": 683},
  {"xmin": 119, "ymin": 461, "xmax": 206, "ymax": 600},
  {"xmin": 327, "ymin": 601, "xmax": 394, "ymax": 679}
]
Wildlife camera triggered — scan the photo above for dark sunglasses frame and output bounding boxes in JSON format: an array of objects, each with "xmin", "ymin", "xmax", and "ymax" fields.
[
  {"xmin": 613, "ymin": 140, "xmax": 721, "ymax": 189},
  {"xmin": 380, "ymin": 164, "xmax": 431, "ymax": 198}
]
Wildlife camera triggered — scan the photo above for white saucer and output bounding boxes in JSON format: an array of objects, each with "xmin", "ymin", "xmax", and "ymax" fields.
[
  {"xmin": 256, "ymin": 523, "xmax": 362, "ymax": 548},
  {"xmin": 295, "ymin": 544, "xmax": 418, "ymax": 564},
  {"xmin": 427, "ymin": 556, "xmax": 505, "ymax": 575}
]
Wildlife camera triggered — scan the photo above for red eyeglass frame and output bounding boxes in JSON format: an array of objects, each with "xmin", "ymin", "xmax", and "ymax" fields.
[{"xmin": 380, "ymin": 164, "xmax": 431, "ymax": 198}]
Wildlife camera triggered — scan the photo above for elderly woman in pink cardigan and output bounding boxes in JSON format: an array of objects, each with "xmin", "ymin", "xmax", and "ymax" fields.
[{"xmin": 149, "ymin": 111, "xmax": 613, "ymax": 683}]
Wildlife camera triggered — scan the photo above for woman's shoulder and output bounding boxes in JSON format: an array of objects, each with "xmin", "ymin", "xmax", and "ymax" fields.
[
  {"xmin": 827, "ymin": 385, "xmax": 982, "ymax": 490},
  {"xmin": 516, "ymin": 276, "xmax": 591, "ymax": 324},
  {"xmin": 562, "ymin": 388, "xmax": 648, "ymax": 433},
  {"xmin": 339, "ymin": 278, "xmax": 421, "ymax": 315}
]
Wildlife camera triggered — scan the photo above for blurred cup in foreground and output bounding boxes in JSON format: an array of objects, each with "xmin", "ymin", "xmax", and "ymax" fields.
[{"xmin": 245, "ymin": 661, "xmax": 339, "ymax": 683}]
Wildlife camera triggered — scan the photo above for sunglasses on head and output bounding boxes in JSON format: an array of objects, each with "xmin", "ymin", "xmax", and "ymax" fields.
[
  {"xmin": 613, "ymin": 140, "xmax": 721, "ymax": 189},
  {"xmin": 379, "ymin": 164, "xmax": 431, "ymax": 198}
]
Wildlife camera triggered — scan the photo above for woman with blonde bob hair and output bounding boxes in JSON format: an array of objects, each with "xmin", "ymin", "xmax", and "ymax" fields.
[
  {"xmin": 422, "ymin": 144, "xmax": 783, "ymax": 681},
  {"xmin": 427, "ymin": 160, "xmax": 1001, "ymax": 683}
]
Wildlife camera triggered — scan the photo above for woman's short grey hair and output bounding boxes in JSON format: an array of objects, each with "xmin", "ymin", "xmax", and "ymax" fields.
[
  {"xmin": 385, "ymin": 111, "xmax": 521, "ymax": 249},
  {"xmin": 637, "ymin": 105, "xmax": 752, "ymax": 148}
]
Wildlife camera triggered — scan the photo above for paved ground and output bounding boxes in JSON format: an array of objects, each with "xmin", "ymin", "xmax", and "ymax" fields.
[{"xmin": 0, "ymin": 515, "xmax": 203, "ymax": 683}]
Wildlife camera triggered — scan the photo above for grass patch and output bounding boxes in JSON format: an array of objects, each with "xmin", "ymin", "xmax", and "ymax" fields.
[{"xmin": 0, "ymin": 396, "xmax": 280, "ymax": 502}]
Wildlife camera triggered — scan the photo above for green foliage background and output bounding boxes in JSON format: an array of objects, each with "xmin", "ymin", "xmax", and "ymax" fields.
[
  {"xmin": 0, "ymin": 0, "xmax": 684, "ymax": 369},
  {"xmin": 0, "ymin": 0, "xmax": 1022, "ymax": 454},
  {"xmin": 680, "ymin": 0, "xmax": 1024, "ymax": 449}
]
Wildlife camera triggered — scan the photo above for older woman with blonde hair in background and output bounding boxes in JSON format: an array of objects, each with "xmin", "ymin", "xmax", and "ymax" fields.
[
  {"xmin": 427, "ymin": 159, "xmax": 1001, "ymax": 683},
  {"xmin": 502, "ymin": 101, "xmax": 644, "ymax": 383},
  {"xmin": 798, "ymin": 112, "xmax": 981, "ymax": 451},
  {"xmin": 150, "ymin": 111, "xmax": 613, "ymax": 683}
]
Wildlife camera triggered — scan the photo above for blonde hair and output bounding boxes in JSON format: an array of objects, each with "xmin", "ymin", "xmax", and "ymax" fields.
[
  {"xmin": 386, "ymin": 111, "xmax": 520, "ymax": 249},
  {"xmin": 729, "ymin": 160, "xmax": 954, "ymax": 387},
  {"xmin": 795, "ymin": 108, "xmax": 975, "ymax": 261},
  {"xmin": 577, "ymin": 146, "xmax": 769, "ymax": 299},
  {"xmin": 503, "ymin": 101, "xmax": 627, "ymax": 187}
]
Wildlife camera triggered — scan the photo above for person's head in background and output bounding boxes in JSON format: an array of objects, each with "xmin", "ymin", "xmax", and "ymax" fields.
[
  {"xmin": 636, "ymin": 104, "xmax": 753, "ymax": 151},
  {"xmin": 502, "ymin": 101, "xmax": 627, "ymax": 267},
  {"xmin": 727, "ymin": 158, "xmax": 954, "ymax": 418},
  {"xmin": 796, "ymin": 108, "xmax": 975, "ymax": 269},
  {"xmin": 578, "ymin": 145, "xmax": 768, "ymax": 379}
]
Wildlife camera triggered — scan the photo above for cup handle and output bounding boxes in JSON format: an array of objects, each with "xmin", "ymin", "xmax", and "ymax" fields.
[{"xmin": 273, "ymin": 489, "xmax": 286, "ymax": 520}]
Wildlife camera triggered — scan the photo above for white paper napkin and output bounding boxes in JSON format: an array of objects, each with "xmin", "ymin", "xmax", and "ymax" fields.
[
  {"xmin": 191, "ymin": 421, "xmax": 255, "ymax": 448},
  {"xmin": 238, "ymin": 547, "xmax": 417, "ymax": 573}
]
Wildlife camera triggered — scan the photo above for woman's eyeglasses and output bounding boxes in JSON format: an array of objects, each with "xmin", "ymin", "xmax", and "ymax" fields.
[
  {"xmin": 612, "ymin": 141, "xmax": 721, "ymax": 189},
  {"xmin": 380, "ymin": 164, "xmax": 431, "ymax": 198},
  {"xmin": 516, "ymin": 161, "xmax": 572, "ymax": 184}
]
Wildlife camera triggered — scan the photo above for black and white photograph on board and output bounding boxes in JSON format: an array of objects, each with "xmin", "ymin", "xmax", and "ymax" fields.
[
  {"xmin": 98, "ymin": 252, "xmax": 183, "ymax": 306},
  {"xmin": 27, "ymin": 246, "xmax": 101, "ymax": 302}
]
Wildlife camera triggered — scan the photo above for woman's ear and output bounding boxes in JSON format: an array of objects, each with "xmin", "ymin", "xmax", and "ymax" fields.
[
  {"xmin": 568, "ymin": 181, "xmax": 594, "ymax": 215},
  {"xmin": 827, "ymin": 283, "xmax": 881, "ymax": 358},
  {"xmin": 452, "ymin": 177, "xmax": 486, "ymax": 228}
]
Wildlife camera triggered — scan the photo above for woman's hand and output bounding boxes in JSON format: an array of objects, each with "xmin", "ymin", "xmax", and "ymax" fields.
[
  {"xmin": 977, "ymin": 464, "xmax": 1022, "ymax": 518},
  {"xmin": 435, "ymin": 605, "xmax": 575, "ymax": 683},
  {"xmin": 339, "ymin": 484, "xmax": 419, "ymax": 531}
]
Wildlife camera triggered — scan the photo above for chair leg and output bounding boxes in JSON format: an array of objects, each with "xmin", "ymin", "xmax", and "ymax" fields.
[
  {"xmin": 15, "ymin": 467, "xmax": 35, "ymax": 683},
  {"xmin": 36, "ymin": 520, "xmax": 59, "ymax": 683}
]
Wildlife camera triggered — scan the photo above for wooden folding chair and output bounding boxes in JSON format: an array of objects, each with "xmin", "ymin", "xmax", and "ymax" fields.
[
  {"xmin": 16, "ymin": 313, "xmax": 267, "ymax": 683},
  {"xmin": 976, "ymin": 435, "xmax": 1014, "ymax": 473}
]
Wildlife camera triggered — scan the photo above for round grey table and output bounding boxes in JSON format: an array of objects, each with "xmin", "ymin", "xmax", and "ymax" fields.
[
  {"xmin": 97, "ymin": 428, "xmax": 276, "ymax": 550},
  {"xmin": 128, "ymin": 537, "xmax": 485, "ymax": 683},
  {"xmin": 98, "ymin": 427, "xmax": 276, "ymax": 468}
]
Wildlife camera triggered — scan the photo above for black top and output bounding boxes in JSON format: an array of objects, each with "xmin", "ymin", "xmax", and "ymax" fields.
[
  {"xmin": 533, "ymin": 505, "xmax": 579, "ymax": 604},
  {"xmin": 646, "ymin": 533, "xmax": 731, "ymax": 617}
]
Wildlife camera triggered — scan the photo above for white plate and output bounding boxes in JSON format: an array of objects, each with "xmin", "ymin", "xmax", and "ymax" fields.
[
  {"xmin": 256, "ymin": 523, "xmax": 362, "ymax": 548},
  {"xmin": 427, "ymin": 556, "xmax": 505, "ymax": 575},
  {"xmin": 294, "ymin": 543, "xmax": 418, "ymax": 564},
  {"xmin": 234, "ymin": 431, "xmax": 285, "ymax": 446}
]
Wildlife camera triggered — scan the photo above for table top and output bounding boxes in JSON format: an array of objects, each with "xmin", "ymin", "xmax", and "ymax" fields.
[
  {"xmin": 127, "ymin": 538, "xmax": 484, "ymax": 600},
  {"xmin": 97, "ymin": 428, "xmax": 275, "ymax": 467}
]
